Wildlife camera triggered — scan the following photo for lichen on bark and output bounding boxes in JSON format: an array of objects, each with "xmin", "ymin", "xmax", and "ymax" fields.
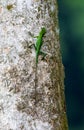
[{"xmin": 0, "ymin": 0, "xmax": 68, "ymax": 130}]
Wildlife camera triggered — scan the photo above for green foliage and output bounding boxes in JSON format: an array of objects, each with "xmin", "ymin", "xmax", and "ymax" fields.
[{"xmin": 58, "ymin": 0, "xmax": 84, "ymax": 130}]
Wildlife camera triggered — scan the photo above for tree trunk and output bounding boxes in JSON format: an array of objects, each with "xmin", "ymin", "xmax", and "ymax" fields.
[{"xmin": 0, "ymin": 0, "xmax": 68, "ymax": 130}]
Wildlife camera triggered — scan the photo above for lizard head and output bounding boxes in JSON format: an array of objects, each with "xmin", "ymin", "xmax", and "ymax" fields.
[
  {"xmin": 41, "ymin": 27, "xmax": 46, "ymax": 33},
  {"xmin": 40, "ymin": 27, "xmax": 46, "ymax": 36}
]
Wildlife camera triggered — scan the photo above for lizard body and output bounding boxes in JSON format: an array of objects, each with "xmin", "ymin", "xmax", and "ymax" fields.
[{"xmin": 35, "ymin": 27, "xmax": 46, "ymax": 66}]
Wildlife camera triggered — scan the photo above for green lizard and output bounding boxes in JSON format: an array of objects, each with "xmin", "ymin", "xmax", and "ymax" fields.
[
  {"xmin": 34, "ymin": 27, "xmax": 46, "ymax": 66},
  {"xmin": 34, "ymin": 27, "xmax": 46, "ymax": 109}
]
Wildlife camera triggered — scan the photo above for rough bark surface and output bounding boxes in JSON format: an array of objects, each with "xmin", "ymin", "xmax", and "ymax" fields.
[{"xmin": 0, "ymin": 0, "xmax": 68, "ymax": 130}]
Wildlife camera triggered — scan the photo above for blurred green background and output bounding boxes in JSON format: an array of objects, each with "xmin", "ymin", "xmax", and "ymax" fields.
[{"xmin": 58, "ymin": 0, "xmax": 84, "ymax": 130}]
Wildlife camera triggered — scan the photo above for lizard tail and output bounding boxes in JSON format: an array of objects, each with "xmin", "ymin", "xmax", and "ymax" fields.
[{"xmin": 36, "ymin": 53, "xmax": 38, "ymax": 66}]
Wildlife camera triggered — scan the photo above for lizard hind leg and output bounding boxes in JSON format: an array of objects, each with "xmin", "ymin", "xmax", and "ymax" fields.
[
  {"xmin": 39, "ymin": 51, "xmax": 47, "ymax": 60},
  {"xmin": 33, "ymin": 44, "xmax": 37, "ymax": 51}
]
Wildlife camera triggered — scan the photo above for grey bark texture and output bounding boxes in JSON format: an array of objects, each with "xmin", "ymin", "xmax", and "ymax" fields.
[{"xmin": 0, "ymin": 0, "xmax": 68, "ymax": 130}]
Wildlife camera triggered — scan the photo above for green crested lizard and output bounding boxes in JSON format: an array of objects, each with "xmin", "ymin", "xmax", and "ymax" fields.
[
  {"xmin": 34, "ymin": 27, "xmax": 46, "ymax": 107},
  {"xmin": 34, "ymin": 27, "xmax": 46, "ymax": 66}
]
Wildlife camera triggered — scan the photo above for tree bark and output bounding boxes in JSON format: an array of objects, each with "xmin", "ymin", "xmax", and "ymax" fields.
[{"xmin": 0, "ymin": 0, "xmax": 68, "ymax": 130}]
